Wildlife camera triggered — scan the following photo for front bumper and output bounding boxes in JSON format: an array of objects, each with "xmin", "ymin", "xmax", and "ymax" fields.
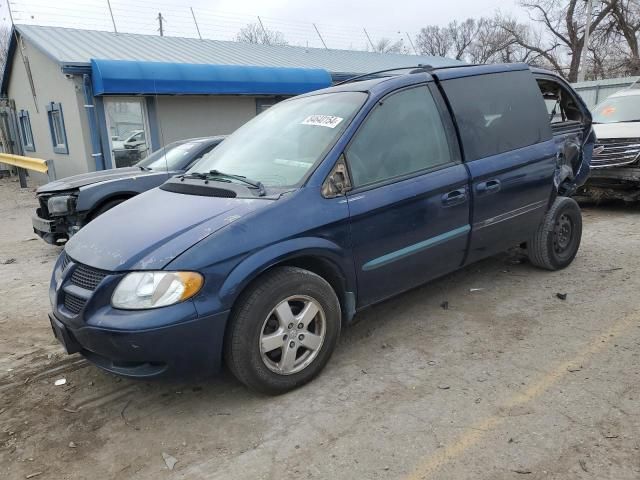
[
  {"xmin": 578, "ymin": 167, "xmax": 640, "ymax": 201},
  {"xmin": 49, "ymin": 252, "xmax": 230, "ymax": 379},
  {"xmin": 33, "ymin": 208, "xmax": 68, "ymax": 244},
  {"xmin": 49, "ymin": 309, "xmax": 230, "ymax": 379}
]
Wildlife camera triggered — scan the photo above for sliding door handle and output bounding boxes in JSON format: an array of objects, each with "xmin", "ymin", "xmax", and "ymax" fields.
[{"xmin": 476, "ymin": 179, "xmax": 501, "ymax": 195}]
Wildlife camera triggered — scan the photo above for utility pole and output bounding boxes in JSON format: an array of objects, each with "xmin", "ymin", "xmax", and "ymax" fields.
[
  {"xmin": 363, "ymin": 28, "xmax": 375, "ymax": 51},
  {"xmin": 157, "ymin": 12, "xmax": 164, "ymax": 37},
  {"xmin": 190, "ymin": 7, "xmax": 202, "ymax": 40},
  {"xmin": 406, "ymin": 32, "xmax": 418, "ymax": 55},
  {"xmin": 578, "ymin": 0, "xmax": 594, "ymax": 82},
  {"xmin": 313, "ymin": 23, "xmax": 328, "ymax": 50},
  {"xmin": 106, "ymin": 0, "xmax": 118, "ymax": 34},
  {"xmin": 257, "ymin": 16, "xmax": 270, "ymax": 45}
]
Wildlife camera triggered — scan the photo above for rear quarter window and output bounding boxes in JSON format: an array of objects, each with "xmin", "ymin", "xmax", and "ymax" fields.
[{"xmin": 441, "ymin": 70, "xmax": 552, "ymax": 161}]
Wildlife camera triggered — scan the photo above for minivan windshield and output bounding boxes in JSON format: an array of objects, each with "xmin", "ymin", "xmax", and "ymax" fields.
[
  {"xmin": 592, "ymin": 94, "xmax": 640, "ymax": 124},
  {"xmin": 189, "ymin": 91, "xmax": 366, "ymax": 187}
]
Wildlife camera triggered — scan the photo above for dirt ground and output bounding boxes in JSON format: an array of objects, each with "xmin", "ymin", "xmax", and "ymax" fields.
[{"xmin": 0, "ymin": 175, "xmax": 639, "ymax": 480}]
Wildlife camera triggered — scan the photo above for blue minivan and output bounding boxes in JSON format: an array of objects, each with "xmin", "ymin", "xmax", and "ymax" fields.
[{"xmin": 48, "ymin": 64, "xmax": 593, "ymax": 394}]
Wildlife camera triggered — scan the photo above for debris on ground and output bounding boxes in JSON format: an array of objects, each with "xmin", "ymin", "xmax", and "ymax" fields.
[
  {"xmin": 567, "ymin": 366, "xmax": 582, "ymax": 372},
  {"xmin": 162, "ymin": 452, "xmax": 178, "ymax": 470},
  {"xmin": 437, "ymin": 384, "xmax": 450, "ymax": 390},
  {"xmin": 469, "ymin": 288, "xmax": 484, "ymax": 292},
  {"xmin": 68, "ymin": 441, "xmax": 77, "ymax": 448},
  {"xmin": 513, "ymin": 468, "xmax": 532, "ymax": 474},
  {"xmin": 53, "ymin": 378, "xmax": 66, "ymax": 386},
  {"xmin": 579, "ymin": 459, "xmax": 588, "ymax": 472},
  {"xmin": 440, "ymin": 301, "xmax": 449, "ymax": 310},
  {"xmin": 556, "ymin": 293, "xmax": 568, "ymax": 300},
  {"xmin": 1, "ymin": 258, "xmax": 16, "ymax": 265},
  {"xmin": 25, "ymin": 473, "xmax": 43, "ymax": 479}
]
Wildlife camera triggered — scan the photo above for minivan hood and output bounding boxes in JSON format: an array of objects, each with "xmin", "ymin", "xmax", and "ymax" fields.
[
  {"xmin": 37, "ymin": 167, "xmax": 159, "ymax": 193},
  {"xmin": 593, "ymin": 122, "xmax": 640, "ymax": 140},
  {"xmin": 65, "ymin": 187, "xmax": 273, "ymax": 271}
]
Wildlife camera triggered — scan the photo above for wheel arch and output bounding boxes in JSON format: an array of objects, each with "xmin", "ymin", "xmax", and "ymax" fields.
[
  {"xmin": 87, "ymin": 192, "xmax": 138, "ymax": 220},
  {"xmin": 219, "ymin": 239, "xmax": 357, "ymax": 326}
]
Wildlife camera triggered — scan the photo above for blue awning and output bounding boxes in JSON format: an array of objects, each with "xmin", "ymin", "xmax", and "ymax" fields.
[{"xmin": 91, "ymin": 59, "xmax": 332, "ymax": 96}]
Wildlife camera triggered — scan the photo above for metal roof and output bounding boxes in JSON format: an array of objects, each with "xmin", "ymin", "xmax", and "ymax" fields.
[{"xmin": 15, "ymin": 24, "xmax": 460, "ymax": 75}]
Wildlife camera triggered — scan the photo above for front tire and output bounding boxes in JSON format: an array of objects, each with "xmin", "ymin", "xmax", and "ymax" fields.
[
  {"xmin": 527, "ymin": 196, "xmax": 582, "ymax": 270},
  {"xmin": 224, "ymin": 267, "xmax": 341, "ymax": 395}
]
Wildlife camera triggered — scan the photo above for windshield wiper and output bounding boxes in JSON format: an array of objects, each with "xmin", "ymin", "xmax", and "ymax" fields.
[
  {"xmin": 182, "ymin": 170, "xmax": 266, "ymax": 196},
  {"xmin": 207, "ymin": 170, "xmax": 266, "ymax": 196},
  {"xmin": 138, "ymin": 165, "xmax": 152, "ymax": 171}
]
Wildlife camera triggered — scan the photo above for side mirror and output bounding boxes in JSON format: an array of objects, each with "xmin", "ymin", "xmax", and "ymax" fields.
[{"xmin": 322, "ymin": 154, "xmax": 352, "ymax": 198}]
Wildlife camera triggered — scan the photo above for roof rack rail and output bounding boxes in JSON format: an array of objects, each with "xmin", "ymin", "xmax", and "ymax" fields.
[{"xmin": 334, "ymin": 63, "xmax": 478, "ymax": 86}]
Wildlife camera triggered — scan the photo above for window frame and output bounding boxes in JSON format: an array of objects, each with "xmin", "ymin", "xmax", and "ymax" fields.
[
  {"xmin": 535, "ymin": 74, "xmax": 587, "ymax": 135},
  {"xmin": 18, "ymin": 110, "xmax": 35, "ymax": 152},
  {"xmin": 46, "ymin": 102, "xmax": 69, "ymax": 154},
  {"xmin": 343, "ymin": 83, "xmax": 461, "ymax": 194}
]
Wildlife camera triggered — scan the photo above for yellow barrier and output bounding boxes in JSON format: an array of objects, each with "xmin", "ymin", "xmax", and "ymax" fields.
[{"xmin": 0, "ymin": 153, "xmax": 49, "ymax": 174}]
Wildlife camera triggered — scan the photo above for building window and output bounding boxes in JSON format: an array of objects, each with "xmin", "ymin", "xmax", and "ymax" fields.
[
  {"xmin": 18, "ymin": 110, "xmax": 35, "ymax": 152},
  {"xmin": 46, "ymin": 102, "xmax": 68, "ymax": 154}
]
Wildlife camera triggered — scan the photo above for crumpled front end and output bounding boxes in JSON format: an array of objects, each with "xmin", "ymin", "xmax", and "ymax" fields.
[{"xmin": 33, "ymin": 191, "xmax": 83, "ymax": 244}]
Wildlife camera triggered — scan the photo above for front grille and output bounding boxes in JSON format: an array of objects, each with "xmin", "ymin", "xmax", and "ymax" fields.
[
  {"xmin": 70, "ymin": 264, "xmax": 108, "ymax": 291},
  {"xmin": 63, "ymin": 292, "xmax": 86, "ymax": 314},
  {"xmin": 591, "ymin": 138, "xmax": 640, "ymax": 169}
]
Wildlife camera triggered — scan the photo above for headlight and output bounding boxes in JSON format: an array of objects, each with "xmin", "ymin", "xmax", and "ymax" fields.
[
  {"xmin": 47, "ymin": 195, "xmax": 75, "ymax": 216},
  {"xmin": 111, "ymin": 271, "xmax": 204, "ymax": 310}
]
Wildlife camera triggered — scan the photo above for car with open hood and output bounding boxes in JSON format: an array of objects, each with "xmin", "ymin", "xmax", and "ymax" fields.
[
  {"xmin": 576, "ymin": 84, "xmax": 640, "ymax": 201},
  {"xmin": 48, "ymin": 64, "xmax": 593, "ymax": 394},
  {"xmin": 33, "ymin": 136, "xmax": 224, "ymax": 244}
]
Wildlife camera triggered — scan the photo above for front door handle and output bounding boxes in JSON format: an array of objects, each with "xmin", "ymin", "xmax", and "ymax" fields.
[
  {"xmin": 476, "ymin": 179, "xmax": 501, "ymax": 195},
  {"xmin": 442, "ymin": 188, "xmax": 467, "ymax": 207}
]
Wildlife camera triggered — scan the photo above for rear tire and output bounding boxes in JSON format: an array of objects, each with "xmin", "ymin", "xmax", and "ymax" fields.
[
  {"xmin": 527, "ymin": 196, "xmax": 582, "ymax": 270},
  {"xmin": 224, "ymin": 267, "xmax": 341, "ymax": 395}
]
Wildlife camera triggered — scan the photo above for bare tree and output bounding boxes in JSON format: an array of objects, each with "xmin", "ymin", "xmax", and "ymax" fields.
[
  {"xmin": 604, "ymin": 0, "xmax": 640, "ymax": 75},
  {"xmin": 371, "ymin": 37, "xmax": 405, "ymax": 54},
  {"xmin": 416, "ymin": 15, "xmax": 536, "ymax": 65},
  {"xmin": 236, "ymin": 23, "xmax": 288, "ymax": 46},
  {"xmin": 415, "ymin": 25, "xmax": 453, "ymax": 57},
  {"xmin": 511, "ymin": 0, "xmax": 614, "ymax": 81}
]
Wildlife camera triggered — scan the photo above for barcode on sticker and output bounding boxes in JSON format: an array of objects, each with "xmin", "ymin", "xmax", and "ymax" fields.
[{"xmin": 301, "ymin": 115, "xmax": 343, "ymax": 128}]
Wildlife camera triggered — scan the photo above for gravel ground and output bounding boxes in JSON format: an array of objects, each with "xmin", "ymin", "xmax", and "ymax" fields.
[{"xmin": 0, "ymin": 175, "xmax": 639, "ymax": 480}]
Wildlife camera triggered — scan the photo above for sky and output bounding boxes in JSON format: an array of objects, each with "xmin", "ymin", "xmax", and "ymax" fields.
[{"xmin": 0, "ymin": 0, "xmax": 526, "ymax": 51}]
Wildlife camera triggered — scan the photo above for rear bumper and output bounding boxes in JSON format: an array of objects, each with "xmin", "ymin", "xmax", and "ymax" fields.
[{"xmin": 49, "ymin": 309, "xmax": 230, "ymax": 379}]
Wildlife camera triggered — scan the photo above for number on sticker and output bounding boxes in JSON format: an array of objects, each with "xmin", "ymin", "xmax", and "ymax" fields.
[{"xmin": 301, "ymin": 115, "xmax": 344, "ymax": 128}]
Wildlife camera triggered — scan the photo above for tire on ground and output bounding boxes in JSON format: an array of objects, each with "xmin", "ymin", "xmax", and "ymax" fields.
[
  {"xmin": 527, "ymin": 196, "xmax": 582, "ymax": 271},
  {"xmin": 224, "ymin": 266, "xmax": 341, "ymax": 395}
]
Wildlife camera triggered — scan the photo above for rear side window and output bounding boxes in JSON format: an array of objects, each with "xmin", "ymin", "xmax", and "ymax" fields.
[
  {"xmin": 441, "ymin": 71, "xmax": 552, "ymax": 161},
  {"xmin": 346, "ymin": 86, "xmax": 454, "ymax": 187}
]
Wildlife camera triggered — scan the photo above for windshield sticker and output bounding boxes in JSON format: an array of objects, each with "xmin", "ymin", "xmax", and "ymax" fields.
[
  {"xmin": 601, "ymin": 106, "xmax": 616, "ymax": 116},
  {"xmin": 274, "ymin": 158, "xmax": 313, "ymax": 168},
  {"xmin": 301, "ymin": 115, "xmax": 344, "ymax": 128}
]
